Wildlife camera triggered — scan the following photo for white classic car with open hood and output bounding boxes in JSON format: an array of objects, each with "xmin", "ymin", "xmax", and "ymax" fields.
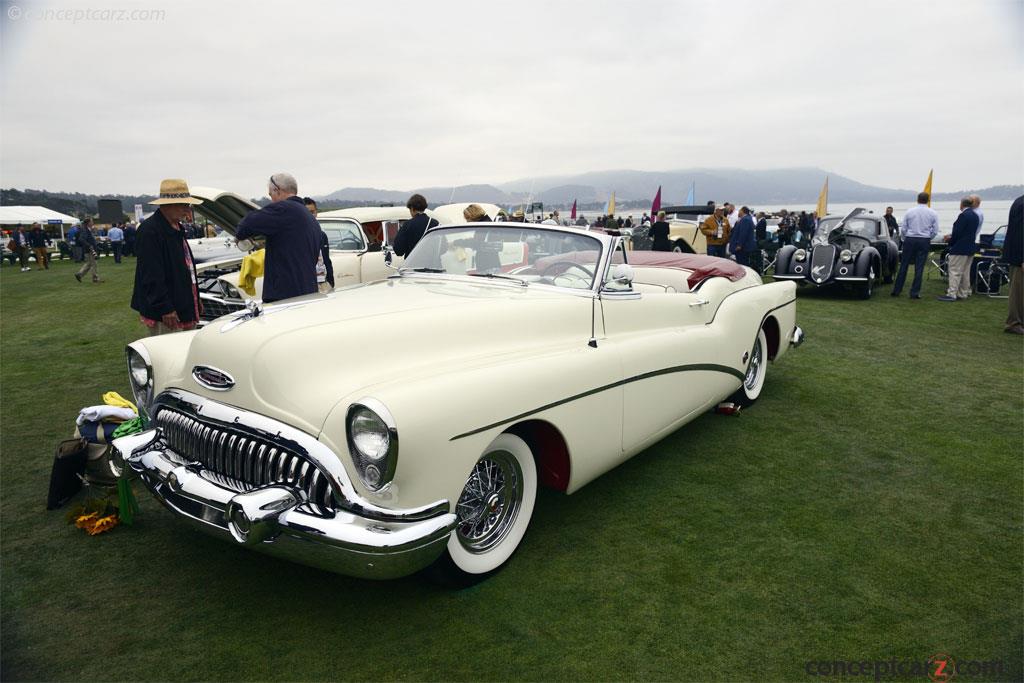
[{"xmin": 112, "ymin": 222, "xmax": 803, "ymax": 585}]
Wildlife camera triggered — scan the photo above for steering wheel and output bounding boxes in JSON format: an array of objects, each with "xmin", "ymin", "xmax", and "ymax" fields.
[
  {"xmin": 539, "ymin": 260, "xmax": 595, "ymax": 288},
  {"xmin": 539, "ymin": 260, "xmax": 595, "ymax": 278}
]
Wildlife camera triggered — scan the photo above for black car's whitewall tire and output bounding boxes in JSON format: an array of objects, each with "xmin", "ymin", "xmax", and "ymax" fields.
[
  {"xmin": 428, "ymin": 433, "xmax": 537, "ymax": 586},
  {"xmin": 729, "ymin": 328, "xmax": 768, "ymax": 406}
]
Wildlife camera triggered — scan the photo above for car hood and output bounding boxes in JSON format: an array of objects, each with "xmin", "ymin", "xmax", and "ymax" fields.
[
  {"xmin": 189, "ymin": 186, "xmax": 259, "ymax": 237},
  {"xmin": 170, "ymin": 277, "xmax": 593, "ymax": 435}
]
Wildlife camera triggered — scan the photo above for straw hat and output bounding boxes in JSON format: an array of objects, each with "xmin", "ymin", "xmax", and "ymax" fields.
[{"xmin": 149, "ymin": 179, "xmax": 203, "ymax": 205}]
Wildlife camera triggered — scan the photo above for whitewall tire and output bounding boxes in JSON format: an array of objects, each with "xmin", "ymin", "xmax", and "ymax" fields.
[
  {"xmin": 428, "ymin": 433, "xmax": 537, "ymax": 586},
  {"xmin": 729, "ymin": 328, "xmax": 768, "ymax": 406}
]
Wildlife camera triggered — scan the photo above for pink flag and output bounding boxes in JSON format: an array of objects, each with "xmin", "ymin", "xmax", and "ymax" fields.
[
  {"xmin": 570, "ymin": 199, "xmax": 577, "ymax": 220},
  {"xmin": 651, "ymin": 185, "xmax": 662, "ymax": 218}
]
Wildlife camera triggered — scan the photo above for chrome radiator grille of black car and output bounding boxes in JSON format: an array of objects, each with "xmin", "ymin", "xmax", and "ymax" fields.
[
  {"xmin": 809, "ymin": 245, "xmax": 837, "ymax": 284},
  {"xmin": 155, "ymin": 407, "xmax": 336, "ymax": 511}
]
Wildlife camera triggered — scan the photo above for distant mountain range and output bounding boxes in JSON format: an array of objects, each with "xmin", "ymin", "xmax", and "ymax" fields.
[
  {"xmin": 4, "ymin": 169, "xmax": 1021, "ymax": 219},
  {"xmin": 317, "ymin": 168, "xmax": 1022, "ymax": 210}
]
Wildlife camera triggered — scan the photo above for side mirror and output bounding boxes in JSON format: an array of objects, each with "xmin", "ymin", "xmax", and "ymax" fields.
[{"xmin": 383, "ymin": 245, "xmax": 395, "ymax": 268}]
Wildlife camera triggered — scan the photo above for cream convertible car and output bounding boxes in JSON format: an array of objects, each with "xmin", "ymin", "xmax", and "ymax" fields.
[{"xmin": 112, "ymin": 223, "xmax": 803, "ymax": 586}]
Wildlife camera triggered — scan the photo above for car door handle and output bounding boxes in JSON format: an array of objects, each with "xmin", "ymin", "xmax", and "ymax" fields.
[{"xmin": 689, "ymin": 299, "xmax": 709, "ymax": 307}]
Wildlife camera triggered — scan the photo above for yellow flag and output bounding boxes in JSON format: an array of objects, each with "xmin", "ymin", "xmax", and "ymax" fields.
[
  {"xmin": 606, "ymin": 192, "xmax": 616, "ymax": 216},
  {"xmin": 923, "ymin": 169, "xmax": 933, "ymax": 206},
  {"xmin": 815, "ymin": 177, "xmax": 828, "ymax": 219}
]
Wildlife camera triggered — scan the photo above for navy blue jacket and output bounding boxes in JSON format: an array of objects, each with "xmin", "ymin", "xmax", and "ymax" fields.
[
  {"xmin": 131, "ymin": 210, "xmax": 199, "ymax": 322},
  {"xmin": 1004, "ymin": 195, "xmax": 1023, "ymax": 267},
  {"xmin": 729, "ymin": 214, "xmax": 757, "ymax": 253},
  {"xmin": 393, "ymin": 213, "xmax": 438, "ymax": 257},
  {"xmin": 236, "ymin": 196, "xmax": 320, "ymax": 303},
  {"xmin": 948, "ymin": 209, "xmax": 979, "ymax": 256}
]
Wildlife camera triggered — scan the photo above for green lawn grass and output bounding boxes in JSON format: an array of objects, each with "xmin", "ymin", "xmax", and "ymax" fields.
[{"xmin": 2, "ymin": 256, "xmax": 1021, "ymax": 681}]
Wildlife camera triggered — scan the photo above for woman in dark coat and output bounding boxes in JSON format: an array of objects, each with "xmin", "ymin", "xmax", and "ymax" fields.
[{"xmin": 649, "ymin": 211, "xmax": 672, "ymax": 251}]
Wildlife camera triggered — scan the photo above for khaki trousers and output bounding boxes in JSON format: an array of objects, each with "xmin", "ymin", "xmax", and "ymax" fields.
[
  {"xmin": 33, "ymin": 247, "xmax": 49, "ymax": 269},
  {"xmin": 945, "ymin": 254, "xmax": 972, "ymax": 298},
  {"xmin": 1007, "ymin": 265, "xmax": 1023, "ymax": 330},
  {"xmin": 76, "ymin": 252, "xmax": 99, "ymax": 281},
  {"xmin": 146, "ymin": 321, "xmax": 177, "ymax": 336}
]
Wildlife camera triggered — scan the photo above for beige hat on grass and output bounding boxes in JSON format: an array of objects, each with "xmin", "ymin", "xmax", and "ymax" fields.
[{"xmin": 149, "ymin": 178, "xmax": 203, "ymax": 205}]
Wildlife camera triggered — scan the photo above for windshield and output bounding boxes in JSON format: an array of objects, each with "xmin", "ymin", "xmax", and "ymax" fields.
[
  {"xmin": 402, "ymin": 226, "xmax": 604, "ymax": 289},
  {"xmin": 319, "ymin": 221, "xmax": 366, "ymax": 251},
  {"xmin": 814, "ymin": 217, "xmax": 878, "ymax": 245}
]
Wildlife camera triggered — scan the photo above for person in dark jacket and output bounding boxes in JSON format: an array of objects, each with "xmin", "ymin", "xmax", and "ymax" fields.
[
  {"xmin": 1003, "ymin": 194, "xmax": 1023, "ymax": 334},
  {"xmin": 938, "ymin": 197, "xmax": 980, "ymax": 301},
  {"xmin": 131, "ymin": 179, "xmax": 204, "ymax": 334},
  {"xmin": 74, "ymin": 218, "xmax": 101, "ymax": 283},
  {"xmin": 728, "ymin": 206, "xmax": 757, "ymax": 266},
  {"xmin": 12, "ymin": 224, "xmax": 31, "ymax": 271},
  {"xmin": 463, "ymin": 204, "xmax": 492, "ymax": 222},
  {"xmin": 649, "ymin": 211, "xmax": 672, "ymax": 251},
  {"xmin": 304, "ymin": 197, "xmax": 334, "ymax": 292},
  {"xmin": 235, "ymin": 173, "xmax": 320, "ymax": 303},
  {"xmin": 883, "ymin": 206, "xmax": 899, "ymax": 238},
  {"xmin": 393, "ymin": 194, "xmax": 438, "ymax": 257},
  {"xmin": 29, "ymin": 223, "xmax": 49, "ymax": 270},
  {"xmin": 123, "ymin": 223, "xmax": 137, "ymax": 256}
]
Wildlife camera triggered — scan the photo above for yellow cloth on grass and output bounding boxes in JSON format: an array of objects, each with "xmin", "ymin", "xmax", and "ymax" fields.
[
  {"xmin": 102, "ymin": 391, "xmax": 137, "ymax": 415},
  {"xmin": 239, "ymin": 249, "xmax": 265, "ymax": 296}
]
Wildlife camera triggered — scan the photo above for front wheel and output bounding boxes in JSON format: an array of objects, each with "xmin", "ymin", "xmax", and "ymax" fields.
[
  {"xmin": 426, "ymin": 433, "xmax": 537, "ymax": 587},
  {"xmin": 728, "ymin": 328, "xmax": 768, "ymax": 407},
  {"xmin": 860, "ymin": 266, "xmax": 875, "ymax": 299}
]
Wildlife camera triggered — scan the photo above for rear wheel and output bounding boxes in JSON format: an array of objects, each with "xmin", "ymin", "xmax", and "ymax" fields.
[
  {"xmin": 426, "ymin": 433, "xmax": 537, "ymax": 588},
  {"xmin": 728, "ymin": 328, "xmax": 768, "ymax": 406}
]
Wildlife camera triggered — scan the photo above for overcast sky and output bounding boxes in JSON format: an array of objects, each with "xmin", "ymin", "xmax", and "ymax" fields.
[{"xmin": 1, "ymin": 0, "xmax": 1022, "ymax": 199}]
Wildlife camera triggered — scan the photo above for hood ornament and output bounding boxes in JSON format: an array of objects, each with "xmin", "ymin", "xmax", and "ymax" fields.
[{"xmin": 192, "ymin": 365, "xmax": 235, "ymax": 391}]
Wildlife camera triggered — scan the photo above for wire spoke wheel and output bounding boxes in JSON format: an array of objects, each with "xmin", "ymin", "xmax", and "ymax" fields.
[{"xmin": 455, "ymin": 450, "xmax": 522, "ymax": 553}]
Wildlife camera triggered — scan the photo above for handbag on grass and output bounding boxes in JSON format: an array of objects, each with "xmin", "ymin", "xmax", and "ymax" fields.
[{"xmin": 46, "ymin": 438, "xmax": 89, "ymax": 510}]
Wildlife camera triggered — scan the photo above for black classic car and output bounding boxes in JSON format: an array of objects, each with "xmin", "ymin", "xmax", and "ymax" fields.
[{"xmin": 772, "ymin": 208, "xmax": 899, "ymax": 298}]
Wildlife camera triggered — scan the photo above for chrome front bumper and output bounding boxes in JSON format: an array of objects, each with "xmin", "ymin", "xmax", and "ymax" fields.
[{"xmin": 113, "ymin": 428, "xmax": 457, "ymax": 579}]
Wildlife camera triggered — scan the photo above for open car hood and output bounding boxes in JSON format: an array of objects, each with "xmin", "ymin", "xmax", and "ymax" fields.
[{"xmin": 189, "ymin": 186, "xmax": 260, "ymax": 237}]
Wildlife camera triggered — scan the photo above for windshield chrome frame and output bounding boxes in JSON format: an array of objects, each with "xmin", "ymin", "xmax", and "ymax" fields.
[{"xmin": 395, "ymin": 222, "xmax": 614, "ymax": 296}]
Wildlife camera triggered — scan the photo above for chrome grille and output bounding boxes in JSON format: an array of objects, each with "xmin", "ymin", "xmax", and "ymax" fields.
[
  {"xmin": 155, "ymin": 407, "xmax": 335, "ymax": 510},
  {"xmin": 809, "ymin": 245, "xmax": 837, "ymax": 283}
]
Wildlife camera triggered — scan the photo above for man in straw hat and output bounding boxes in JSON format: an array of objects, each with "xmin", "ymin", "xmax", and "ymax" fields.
[
  {"xmin": 234, "ymin": 172, "xmax": 320, "ymax": 303},
  {"xmin": 130, "ymin": 179, "xmax": 204, "ymax": 335}
]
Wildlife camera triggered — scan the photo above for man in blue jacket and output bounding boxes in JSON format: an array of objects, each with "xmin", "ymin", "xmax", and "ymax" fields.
[
  {"xmin": 728, "ymin": 206, "xmax": 757, "ymax": 267},
  {"xmin": 235, "ymin": 173, "xmax": 320, "ymax": 303},
  {"xmin": 938, "ymin": 197, "xmax": 980, "ymax": 302}
]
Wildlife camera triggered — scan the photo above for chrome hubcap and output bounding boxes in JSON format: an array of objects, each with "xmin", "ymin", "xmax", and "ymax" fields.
[
  {"xmin": 456, "ymin": 451, "xmax": 523, "ymax": 554},
  {"xmin": 744, "ymin": 338, "xmax": 763, "ymax": 390}
]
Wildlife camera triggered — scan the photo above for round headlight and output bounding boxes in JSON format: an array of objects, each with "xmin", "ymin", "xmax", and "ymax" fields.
[
  {"xmin": 350, "ymin": 407, "xmax": 389, "ymax": 461},
  {"xmin": 129, "ymin": 351, "xmax": 150, "ymax": 388},
  {"xmin": 794, "ymin": 249, "xmax": 807, "ymax": 262},
  {"xmin": 840, "ymin": 249, "xmax": 853, "ymax": 262}
]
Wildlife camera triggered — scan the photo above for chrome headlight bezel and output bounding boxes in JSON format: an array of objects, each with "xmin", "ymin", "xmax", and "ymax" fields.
[
  {"xmin": 794, "ymin": 249, "xmax": 807, "ymax": 262},
  {"xmin": 345, "ymin": 398, "xmax": 399, "ymax": 491},
  {"xmin": 840, "ymin": 249, "xmax": 853, "ymax": 262},
  {"xmin": 125, "ymin": 345, "xmax": 154, "ymax": 420}
]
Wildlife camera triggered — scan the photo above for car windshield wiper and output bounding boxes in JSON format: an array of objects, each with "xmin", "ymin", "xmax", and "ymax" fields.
[
  {"xmin": 466, "ymin": 272, "xmax": 528, "ymax": 287},
  {"xmin": 399, "ymin": 266, "xmax": 446, "ymax": 274}
]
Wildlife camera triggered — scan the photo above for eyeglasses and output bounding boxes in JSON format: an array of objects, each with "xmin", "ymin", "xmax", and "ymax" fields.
[{"xmin": 269, "ymin": 176, "xmax": 281, "ymax": 192}]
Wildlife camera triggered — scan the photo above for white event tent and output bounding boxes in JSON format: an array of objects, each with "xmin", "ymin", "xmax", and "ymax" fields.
[{"xmin": 0, "ymin": 206, "xmax": 79, "ymax": 239}]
